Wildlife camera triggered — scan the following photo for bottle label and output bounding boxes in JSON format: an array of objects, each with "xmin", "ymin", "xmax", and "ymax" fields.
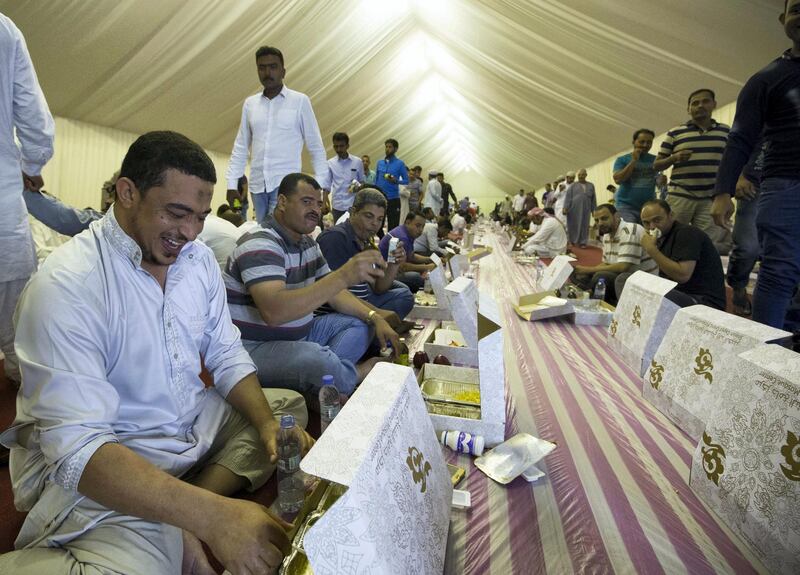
[
  {"xmin": 322, "ymin": 406, "xmax": 340, "ymax": 420},
  {"xmin": 278, "ymin": 454, "xmax": 301, "ymax": 473},
  {"xmin": 456, "ymin": 432, "xmax": 474, "ymax": 454}
]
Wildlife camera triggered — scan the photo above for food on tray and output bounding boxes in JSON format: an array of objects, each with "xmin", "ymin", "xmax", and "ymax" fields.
[
  {"xmin": 449, "ymin": 340, "xmax": 466, "ymax": 347},
  {"xmin": 414, "ymin": 292, "xmax": 437, "ymax": 306},
  {"xmin": 453, "ymin": 390, "xmax": 481, "ymax": 404}
]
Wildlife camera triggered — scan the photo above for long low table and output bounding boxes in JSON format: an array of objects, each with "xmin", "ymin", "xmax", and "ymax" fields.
[{"xmin": 415, "ymin": 231, "xmax": 765, "ymax": 575}]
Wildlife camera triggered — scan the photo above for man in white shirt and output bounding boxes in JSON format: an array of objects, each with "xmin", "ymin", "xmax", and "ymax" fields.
[
  {"xmin": 571, "ymin": 203, "xmax": 658, "ymax": 303},
  {"xmin": 0, "ymin": 15, "xmax": 54, "ymax": 385},
  {"xmin": 512, "ymin": 189, "xmax": 526, "ymax": 222},
  {"xmin": 422, "ymin": 171, "xmax": 443, "ymax": 214},
  {"xmin": 226, "ymin": 46, "xmax": 326, "ymax": 224},
  {"xmin": 0, "ymin": 132, "xmax": 311, "ymax": 574},
  {"xmin": 451, "ymin": 210, "xmax": 467, "ymax": 236},
  {"xmin": 522, "ymin": 208, "xmax": 567, "ymax": 258},
  {"xmin": 323, "ymin": 132, "xmax": 364, "ymax": 222}
]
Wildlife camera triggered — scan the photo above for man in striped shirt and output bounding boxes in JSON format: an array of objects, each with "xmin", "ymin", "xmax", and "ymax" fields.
[
  {"xmin": 224, "ymin": 173, "xmax": 399, "ymax": 400},
  {"xmin": 571, "ymin": 204, "xmax": 658, "ymax": 304},
  {"xmin": 654, "ymin": 89, "xmax": 730, "ymax": 247}
]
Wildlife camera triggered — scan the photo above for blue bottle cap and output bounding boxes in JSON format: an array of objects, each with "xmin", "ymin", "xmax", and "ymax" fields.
[{"xmin": 322, "ymin": 375, "xmax": 334, "ymax": 386}]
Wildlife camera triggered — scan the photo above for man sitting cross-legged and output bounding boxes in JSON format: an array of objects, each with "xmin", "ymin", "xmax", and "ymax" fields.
[
  {"xmin": 317, "ymin": 188, "xmax": 414, "ymax": 324},
  {"xmin": 225, "ymin": 173, "xmax": 399, "ymax": 403},
  {"xmin": 571, "ymin": 203, "xmax": 658, "ymax": 304},
  {"xmin": 0, "ymin": 131, "xmax": 313, "ymax": 575}
]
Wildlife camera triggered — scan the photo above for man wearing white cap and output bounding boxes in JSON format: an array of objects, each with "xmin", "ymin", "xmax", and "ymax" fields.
[{"xmin": 552, "ymin": 172, "xmax": 574, "ymax": 223}]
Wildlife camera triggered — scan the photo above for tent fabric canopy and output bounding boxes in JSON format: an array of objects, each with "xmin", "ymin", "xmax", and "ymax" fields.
[{"xmin": 1, "ymin": 0, "xmax": 787, "ymax": 197}]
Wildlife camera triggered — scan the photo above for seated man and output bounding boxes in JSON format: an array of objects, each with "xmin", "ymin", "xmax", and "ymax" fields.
[
  {"xmin": 572, "ymin": 203, "xmax": 657, "ymax": 303},
  {"xmin": 317, "ymin": 188, "xmax": 414, "ymax": 321},
  {"xmin": 0, "ymin": 132, "xmax": 312, "ymax": 575},
  {"xmin": 414, "ymin": 209, "xmax": 453, "ymax": 257},
  {"xmin": 379, "ymin": 210, "xmax": 438, "ymax": 293},
  {"xmin": 522, "ymin": 207, "xmax": 567, "ymax": 258},
  {"xmin": 632, "ymin": 199, "xmax": 725, "ymax": 309},
  {"xmin": 225, "ymin": 173, "xmax": 399, "ymax": 401},
  {"xmin": 451, "ymin": 209, "xmax": 467, "ymax": 236}
]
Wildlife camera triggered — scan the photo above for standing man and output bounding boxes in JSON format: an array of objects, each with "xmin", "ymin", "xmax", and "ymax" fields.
[
  {"xmin": 712, "ymin": 0, "xmax": 800, "ymax": 329},
  {"xmin": 323, "ymin": 132, "xmax": 364, "ymax": 222},
  {"xmin": 553, "ymin": 172, "xmax": 573, "ymax": 223},
  {"xmin": 374, "ymin": 138, "xmax": 408, "ymax": 230},
  {"xmin": 654, "ymin": 89, "xmax": 730, "ymax": 247},
  {"xmin": 226, "ymin": 46, "xmax": 326, "ymax": 224},
  {"xmin": 406, "ymin": 165, "xmax": 423, "ymax": 214},
  {"xmin": 563, "ymin": 168, "xmax": 596, "ymax": 247},
  {"xmin": 612, "ymin": 129, "xmax": 657, "ymax": 224},
  {"xmin": 361, "ymin": 154, "xmax": 375, "ymax": 185},
  {"xmin": 512, "ymin": 189, "xmax": 526, "ymax": 222},
  {"xmin": 422, "ymin": 170, "xmax": 443, "ymax": 215},
  {"xmin": 438, "ymin": 172, "xmax": 457, "ymax": 217},
  {"xmin": 0, "ymin": 14, "xmax": 54, "ymax": 385}
]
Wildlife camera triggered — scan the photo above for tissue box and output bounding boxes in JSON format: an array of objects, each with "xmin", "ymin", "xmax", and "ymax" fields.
[
  {"xmin": 607, "ymin": 271, "xmax": 679, "ymax": 376},
  {"xmin": 513, "ymin": 255, "xmax": 576, "ymax": 322},
  {"xmin": 643, "ymin": 305, "xmax": 789, "ymax": 440},
  {"xmin": 300, "ymin": 364, "xmax": 452, "ymax": 574},
  {"xmin": 688, "ymin": 345, "xmax": 800, "ymax": 575}
]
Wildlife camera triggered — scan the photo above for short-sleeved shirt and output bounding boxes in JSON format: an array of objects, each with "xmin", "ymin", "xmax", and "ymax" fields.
[
  {"xmin": 317, "ymin": 220, "xmax": 372, "ymax": 301},
  {"xmin": 613, "ymin": 152, "xmax": 656, "ymax": 211},
  {"xmin": 602, "ymin": 220, "xmax": 658, "ymax": 274},
  {"xmin": 657, "ymin": 221, "xmax": 725, "ymax": 310},
  {"xmin": 224, "ymin": 215, "xmax": 330, "ymax": 341},
  {"xmin": 659, "ymin": 120, "xmax": 730, "ymax": 200},
  {"xmin": 379, "ymin": 224, "xmax": 413, "ymax": 260}
]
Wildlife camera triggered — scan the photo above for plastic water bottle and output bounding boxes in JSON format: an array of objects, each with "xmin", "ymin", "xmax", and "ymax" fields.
[
  {"xmin": 277, "ymin": 414, "xmax": 304, "ymax": 514},
  {"xmin": 319, "ymin": 376, "xmax": 341, "ymax": 434},
  {"xmin": 593, "ymin": 277, "xmax": 607, "ymax": 301}
]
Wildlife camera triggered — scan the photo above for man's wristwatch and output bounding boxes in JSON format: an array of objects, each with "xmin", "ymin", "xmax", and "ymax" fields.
[{"xmin": 366, "ymin": 310, "xmax": 377, "ymax": 325}]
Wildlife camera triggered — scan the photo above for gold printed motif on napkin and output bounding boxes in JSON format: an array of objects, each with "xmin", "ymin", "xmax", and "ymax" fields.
[
  {"xmin": 693, "ymin": 348, "xmax": 713, "ymax": 383},
  {"xmin": 649, "ymin": 360, "xmax": 664, "ymax": 390},
  {"xmin": 701, "ymin": 431, "xmax": 726, "ymax": 485},
  {"xmin": 631, "ymin": 305, "xmax": 642, "ymax": 327},
  {"xmin": 609, "ymin": 319, "xmax": 618, "ymax": 338},
  {"xmin": 406, "ymin": 446, "xmax": 431, "ymax": 493},
  {"xmin": 780, "ymin": 430, "xmax": 800, "ymax": 482}
]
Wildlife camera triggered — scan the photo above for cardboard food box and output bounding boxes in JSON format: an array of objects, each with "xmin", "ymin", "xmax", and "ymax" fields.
[
  {"xmin": 643, "ymin": 305, "xmax": 789, "ymax": 441},
  {"xmin": 689, "ymin": 344, "xmax": 800, "ymax": 575},
  {"xmin": 607, "ymin": 270, "xmax": 679, "ymax": 376},
  {"xmin": 423, "ymin": 275, "xmax": 480, "ymax": 367},
  {"xmin": 418, "ymin": 286, "xmax": 506, "ymax": 446},
  {"xmin": 299, "ymin": 363, "xmax": 452, "ymax": 574},
  {"xmin": 570, "ymin": 300, "xmax": 615, "ymax": 326},
  {"xmin": 449, "ymin": 253, "xmax": 468, "ymax": 279},
  {"xmin": 513, "ymin": 255, "xmax": 576, "ymax": 322},
  {"xmin": 408, "ymin": 253, "xmax": 453, "ymax": 321},
  {"xmin": 467, "ymin": 246, "xmax": 493, "ymax": 263}
]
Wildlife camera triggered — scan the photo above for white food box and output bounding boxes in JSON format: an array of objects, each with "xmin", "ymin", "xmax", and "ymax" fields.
[
  {"xmin": 408, "ymin": 253, "xmax": 453, "ymax": 321},
  {"xmin": 418, "ymin": 284, "xmax": 506, "ymax": 446},
  {"xmin": 607, "ymin": 270, "xmax": 679, "ymax": 376},
  {"xmin": 423, "ymin": 275, "xmax": 480, "ymax": 367},
  {"xmin": 688, "ymin": 345, "xmax": 800, "ymax": 575},
  {"xmin": 513, "ymin": 255, "xmax": 576, "ymax": 322},
  {"xmin": 643, "ymin": 305, "xmax": 790, "ymax": 440},
  {"xmin": 570, "ymin": 300, "xmax": 615, "ymax": 326},
  {"xmin": 301, "ymin": 363, "xmax": 452, "ymax": 574},
  {"xmin": 449, "ymin": 253, "xmax": 468, "ymax": 279}
]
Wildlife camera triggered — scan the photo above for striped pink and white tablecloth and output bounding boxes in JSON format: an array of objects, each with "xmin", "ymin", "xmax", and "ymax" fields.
[{"xmin": 427, "ymin": 232, "xmax": 765, "ymax": 575}]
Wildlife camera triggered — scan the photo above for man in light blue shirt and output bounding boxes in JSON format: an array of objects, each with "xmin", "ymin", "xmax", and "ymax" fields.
[
  {"xmin": 361, "ymin": 154, "xmax": 376, "ymax": 185},
  {"xmin": 0, "ymin": 132, "xmax": 311, "ymax": 574},
  {"xmin": 226, "ymin": 46, "xmax": 327, "ymax": 224},
  {"xmin": 323, "ymin": 132, "xmax": 364, "ymax": 222},
  {"xmin": 374, "ymin": 138, "xmax": 409, "ymax": 230}
]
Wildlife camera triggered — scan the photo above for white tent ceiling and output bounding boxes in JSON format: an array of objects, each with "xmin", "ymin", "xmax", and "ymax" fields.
[{"xmin": 1, "ymin": 0, "xmax": 788, "ymax": 194}]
